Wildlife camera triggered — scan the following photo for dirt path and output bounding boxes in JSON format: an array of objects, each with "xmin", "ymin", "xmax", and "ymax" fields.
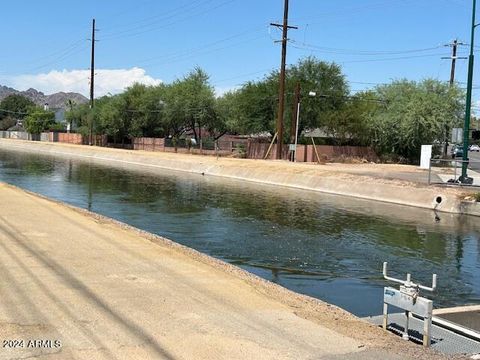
[{"xmin": 0, "ymin": 183, "xmax": 452, "ymax": 359}]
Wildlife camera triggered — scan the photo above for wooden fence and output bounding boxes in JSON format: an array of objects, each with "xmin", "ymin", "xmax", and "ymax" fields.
[
  {"xmin": 246, "ymin": 140, "xmax": 377, "ymax": 162},
  {"xmin": 133, "ymin": 137, "xmax": 165, "ymax": 151}
]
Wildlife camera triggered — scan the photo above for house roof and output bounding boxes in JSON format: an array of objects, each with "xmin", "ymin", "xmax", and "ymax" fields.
[{"xmin": 301, "ymin": 128, "xmax": 330, "ymax": 138}]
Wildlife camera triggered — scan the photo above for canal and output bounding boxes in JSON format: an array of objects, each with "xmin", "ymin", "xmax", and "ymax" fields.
[{"xmin": 0, "ymin": 148, "xmax": 479, "ymax": 317}]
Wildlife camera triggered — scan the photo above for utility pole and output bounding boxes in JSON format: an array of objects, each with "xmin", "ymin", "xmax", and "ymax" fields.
[
  {"xmin": 442, "ymin": 40, "xmax": 467, "ymax": 157},
  {"xmin": 89, "ymin": 18, "xmax": 96, "ymax": 146},
  {"xmin": 461, "ymin": 0, "xmax": 477, "ymax": 183},
  {"xmin": 271, "ymin": 0, "xmax": 297, "ymax": 160}
]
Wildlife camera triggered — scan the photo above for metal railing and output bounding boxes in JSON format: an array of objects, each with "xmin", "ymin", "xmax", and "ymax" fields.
[{"xmin": 428, "ymin": 158, "xmax": 480, "ymax": 187}]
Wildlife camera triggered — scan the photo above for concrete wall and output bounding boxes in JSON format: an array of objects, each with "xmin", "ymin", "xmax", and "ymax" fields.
[
  {"xmin": 40, "ymin": 132, "xmax": 51, "ymax": 142},
  {"xmin": 0, "ymin": 131, "xmax": 31, "ymax": 140},
  {"xmin": 0, "ymin": 131, "xmax": 82, "ymax": 144}
]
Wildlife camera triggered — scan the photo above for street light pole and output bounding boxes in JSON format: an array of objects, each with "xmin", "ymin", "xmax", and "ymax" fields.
[
  {"xmin": 294, "ymin": 101, "xmax": 301, "ymax": 162},
  {"xmin": 461, "ymin": 0, "xmax": 477, "ymax": 183},
  {"xmin": 293, "ymin": 91, "xmax": 316, "ymax": 162}
]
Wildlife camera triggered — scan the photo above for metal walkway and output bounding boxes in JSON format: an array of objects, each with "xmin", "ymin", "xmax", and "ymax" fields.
[{"xmin": 365, "ymin": 313, "xmax": 480, "ymax": 355}]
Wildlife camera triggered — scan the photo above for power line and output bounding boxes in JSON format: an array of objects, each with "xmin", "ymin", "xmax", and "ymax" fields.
[
  {"xmin": 290, "ymin": 40, "xmax": 444, "ymax": 56},
  {"xmin": 0, "ymin": 108, "xmax": 29, "ymax": 115},
  {"xmin": 101, "ymin": 0, "xmax": 212, "ymax": 35},
  {"xmin": 100, "ymin": 0, "xmax": 236, "ymax": 41},
  {"xmin": 339, "ymin": 52, "xmax": 452, "ymax": 64},
  {"xmin": 133, "ymin": 26, "xmax": 266, "ymax": 67}
]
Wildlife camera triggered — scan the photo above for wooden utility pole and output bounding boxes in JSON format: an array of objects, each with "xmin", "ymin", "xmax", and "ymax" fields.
[
  {"xmin": 450, "ymin": 39, "xmax": 458, "ymax": 86},
  {"xmin": 271, "ymin": 0, "xmax": 297, "ymax": 160},
  {"xmin": 89, "ymin": 18, "xmax": 96, "ymax": 145},
  {"xmin": 443, "ymin": 39, "xmax": 466, "ymax": 85}
]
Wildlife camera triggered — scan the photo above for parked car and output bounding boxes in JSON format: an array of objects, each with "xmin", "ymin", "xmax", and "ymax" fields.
[
  {"xmin": 451, "ymin": 145, "xmax": 464, "ymax": 158},
  {"xmin": 469, "ymin": 144, "xmax": 480, "ymax": 152}
]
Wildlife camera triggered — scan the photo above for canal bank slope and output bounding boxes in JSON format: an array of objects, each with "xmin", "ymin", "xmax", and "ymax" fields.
[
  {"xmin": 0, "ymin": 183, "xmax": 449, "ymax": 360},
  {"xmin": 0, "ymin": 138, "xmax": 476, "ymax": 216}
]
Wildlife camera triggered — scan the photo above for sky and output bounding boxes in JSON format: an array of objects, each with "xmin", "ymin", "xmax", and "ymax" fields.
[{"xmin": 1, "ymin": 0, "xmax": 478, "ymax": 104}]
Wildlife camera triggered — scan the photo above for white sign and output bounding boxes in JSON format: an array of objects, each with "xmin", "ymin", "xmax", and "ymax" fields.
[{"xmin": 420, "ymin": 145, "xmax": 432, "ymax": 169}]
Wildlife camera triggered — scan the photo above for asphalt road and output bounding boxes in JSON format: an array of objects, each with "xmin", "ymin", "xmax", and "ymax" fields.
[{"xmin": 468, "ymin": 149, "xmax": 480, "ymax": 171}]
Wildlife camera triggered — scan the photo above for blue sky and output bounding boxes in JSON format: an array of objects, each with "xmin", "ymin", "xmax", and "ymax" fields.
[{"xmin": 1, "ymin": 0, "xmax": 478, "ymax": 102}]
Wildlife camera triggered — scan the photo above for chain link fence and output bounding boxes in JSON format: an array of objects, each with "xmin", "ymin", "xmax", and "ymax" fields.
[{"xmin": 428, "ymin": 158, "xmax": 480, "ymax": 187}]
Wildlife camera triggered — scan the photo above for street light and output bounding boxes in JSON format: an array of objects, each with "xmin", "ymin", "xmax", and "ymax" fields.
[
  {"xmin": 460, "ymin": 0, "xmax": 478, "ymax": 184},
  {"xmin": 293, "ymin": 91, "xmax": 316, "ymax": 162}
]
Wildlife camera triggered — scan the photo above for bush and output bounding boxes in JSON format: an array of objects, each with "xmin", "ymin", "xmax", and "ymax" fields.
[{"xmin": 0, "ymin": 117, "xmax": 17, "ymax": 130}]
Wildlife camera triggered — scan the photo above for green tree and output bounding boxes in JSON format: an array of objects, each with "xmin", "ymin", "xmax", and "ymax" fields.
[
  {"xmin": 24, "ymin": 109, "xmax": 56, "ymax": 134},
  {"xmin": 162, "ymin": 68, "xmax": 217, "ymax": 142},
  {"xmin": 286, "ymin": 57, "xmax": 349, "ymax": 136},
  {"xmin": 0, "ymin": 94, "xmax": 35, "ymax": 121},
  {"xmin": 132, "ymin": 84, "xmax": 168, "ymax": 138},
  {"xmin": 229, "ymin": 79, "xmax": 277, "ymax": 134},
  {"xmin": 216, "ymin": 56, "xmax": 350, "ymax": 137},
  {"xmin": 214, "ymin": 91, "xmax": 242, "ymax": 136},
  {"xmin": 324, "ymin": 91, "xmax": 380, "ymax": 145},
  {"xmin": 369, "ymin": 79, "xmax": 464, "ymax": 162},
  {"xmin": 96, "ymin": 95, "xmax": 128, "ymax": 143},
  {"xmin": 65, "ymin": 102, "xmax": 90, "ymax": 134},
  {"xmin": 0, "ymin": 116, "xmax": 17, "ymax": 130}
]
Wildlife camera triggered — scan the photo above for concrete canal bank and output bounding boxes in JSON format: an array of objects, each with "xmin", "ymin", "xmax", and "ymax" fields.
[
  {"xmin": 0, "ymin": 183, "xmax": 449, "ymax": 359},
  {"xmin": 0, "ymin": 138, "xmax": 477, "ymax": 216}
]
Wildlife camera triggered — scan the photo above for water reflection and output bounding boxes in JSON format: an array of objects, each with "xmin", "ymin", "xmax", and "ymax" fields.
[{"xmin": 0, "ymin": 149, "xmax": 478, "ymax": 316}]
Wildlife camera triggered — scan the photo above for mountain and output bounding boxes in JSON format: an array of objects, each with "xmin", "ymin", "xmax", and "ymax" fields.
[{"xmin": 0, "ymin": 85, "xmax": 88, "ymax": 109}]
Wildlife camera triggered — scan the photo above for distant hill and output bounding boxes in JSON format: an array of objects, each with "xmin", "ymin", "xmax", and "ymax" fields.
[{"xmin": 0, "ymin": 85, "xmax": 88, "ymax": 109}]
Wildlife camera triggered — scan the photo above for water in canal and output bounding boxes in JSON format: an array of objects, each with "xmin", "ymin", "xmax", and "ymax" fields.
[{"xmin": 0, "ymin": 148, "xmax": 479, "ymax": 317}]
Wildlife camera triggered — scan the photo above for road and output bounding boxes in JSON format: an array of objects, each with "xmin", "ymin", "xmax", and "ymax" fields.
[{"xmin": 468, "ymin": 150, "xmax": 480, "ymax": 171}]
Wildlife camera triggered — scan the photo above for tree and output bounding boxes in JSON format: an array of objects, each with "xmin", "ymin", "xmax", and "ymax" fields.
[
  {"xmin": 216, "ymin": 56, "xmax": 350, "ymax": 137},
  {"xmin": 228, "ymin": 79, "xmax": 277, "ymax": 135},
  {"xmin": 117, "ymin": 83, "xmax": 169, "ymax": 139},
  {"xmin": 0, "ymin": 116, "xmax": 17, "ymax": 130},
  {"xmin": 132, "ymin": 84, "xmax": 168, "ymax": 138},
  {"xmin": 214, "ymin": 91, "xmax": 242, "ymax": 136},
  {"xmin": 162, "ymin": 68, "xmax": 217, "ymax": 144},
  {"xmin": 323, "ymin": 91, "xmax": 379, "ymax": 145},
  {"xmin": 96, "ymin": 95, "xmax": 128, "ymax": 143},
  {"xmin": 24, "ymin": 109, "xmax": 56, "ymax": 134},
  {"xmin": 0, "ymin": 94, "xmax": 35, "ymax": 121},
  {"xmin": 65, "ymin": 103, "xmax": 90, "ymax": 132},
  {"xmin": 285, "ymin": 57, "xmax": 349, "ymax": 136},
  {"xmin": 369, "ymin": 79, "xmax": 464, "ymax": 162}
]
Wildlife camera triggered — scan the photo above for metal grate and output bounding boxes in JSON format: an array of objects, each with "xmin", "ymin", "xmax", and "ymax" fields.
[{"xmin": 365, "ymin": 313, "xmax": 480, "ymax": 355}]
